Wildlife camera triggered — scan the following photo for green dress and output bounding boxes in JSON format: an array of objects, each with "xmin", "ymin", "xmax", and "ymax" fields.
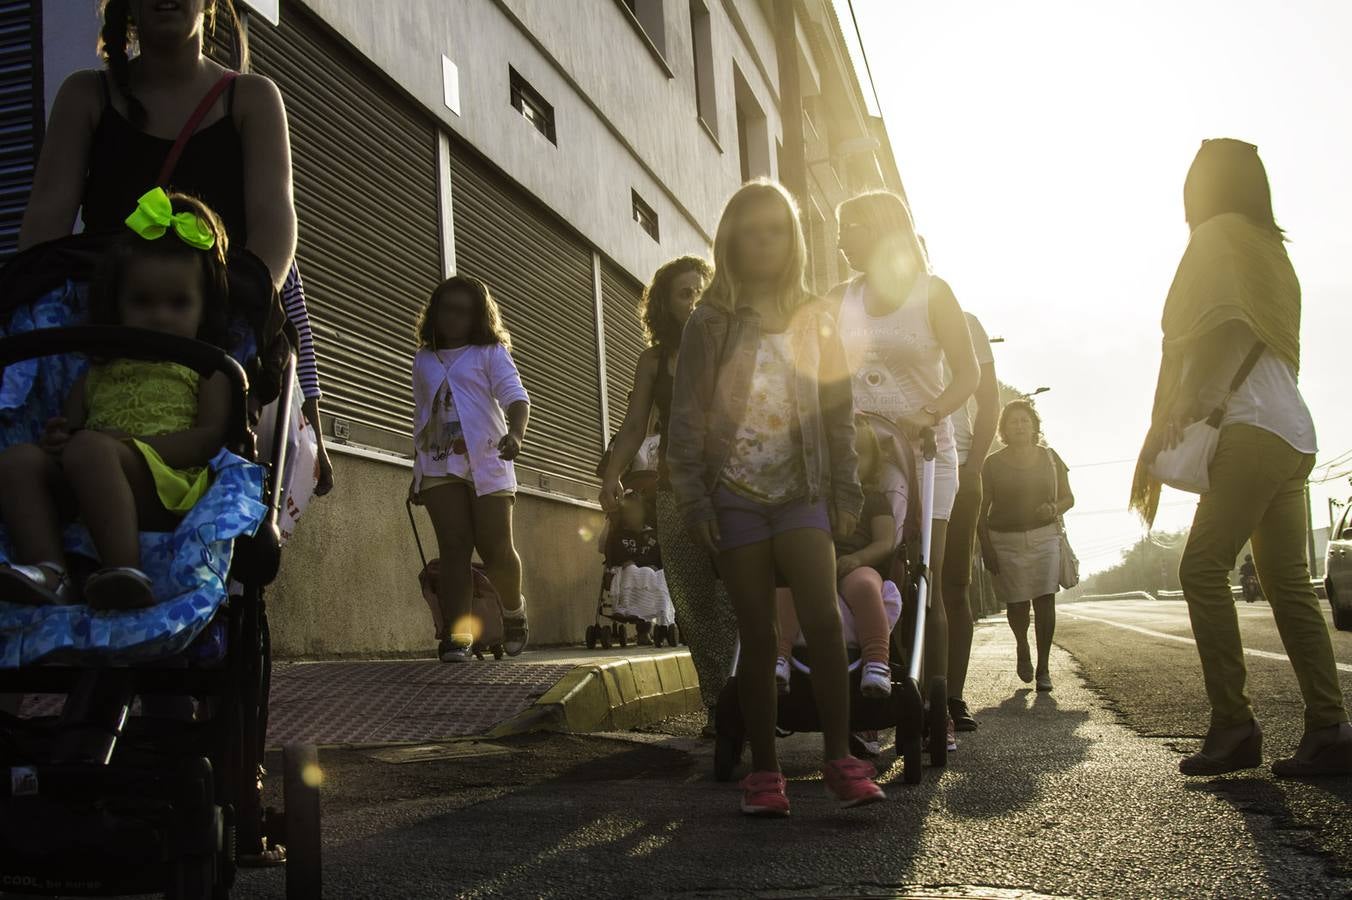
[{"xmin": 84, "ymin": 359, "xmax": 210, "ymax": 514}]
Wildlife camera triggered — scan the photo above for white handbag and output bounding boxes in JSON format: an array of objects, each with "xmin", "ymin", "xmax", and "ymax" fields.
[
  {"xmin": 1047, "ymin": 449, "xmax": 1080, "ymax": 589},
  {"xmin": 255, "ymin": 374, "xmax": 320, "ymax": 545},
  {"xmin": 1149, "ymin": 343, "xmax": 1265, "ymax": 495}
]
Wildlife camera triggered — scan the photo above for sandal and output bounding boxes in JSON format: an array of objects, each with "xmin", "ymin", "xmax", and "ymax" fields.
[
  {"xmin": 0, "ymin": 563, "xmax": 72, "ymax": 606},
  {"xmin": 84, "ymin": 567, "xmax": 157, "ymax": 611}
]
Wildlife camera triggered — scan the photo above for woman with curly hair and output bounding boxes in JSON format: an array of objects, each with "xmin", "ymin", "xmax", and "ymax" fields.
[{"xmin": 599, "ymin": 254, "xmax": 736, "ymax": 738}]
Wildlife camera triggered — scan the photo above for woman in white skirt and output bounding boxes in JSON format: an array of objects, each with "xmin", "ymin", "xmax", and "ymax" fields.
[{"xmin": 978, "ymin": 400, "xmax": 1074, "ymax": 691}]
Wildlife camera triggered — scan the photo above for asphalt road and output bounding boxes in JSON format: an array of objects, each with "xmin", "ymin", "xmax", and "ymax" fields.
[
  {"xmin": 230, "ymin": 614, "xmax": 1352, "ymax": 900},
  {"xmin": 1055, "ymin": 596, "xmax": 1352, "ymax": 884}
]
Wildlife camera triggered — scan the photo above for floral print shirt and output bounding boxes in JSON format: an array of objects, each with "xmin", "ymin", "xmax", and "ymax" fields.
[
  {"xmin": 417, "ymin": 348, "xmax": 473, "ymax": 482},
  {"xmin": 722, "ymin": 332, "xmax": 806, "ymax": 504}
]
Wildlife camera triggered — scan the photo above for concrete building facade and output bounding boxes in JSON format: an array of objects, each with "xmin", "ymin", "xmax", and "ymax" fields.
[{"xmin": 16, "ymin": 0, "xmax": 904, "ymax": 657}]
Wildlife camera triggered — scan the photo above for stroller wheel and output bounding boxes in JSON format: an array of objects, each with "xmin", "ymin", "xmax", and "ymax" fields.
[
  {"xmin": 617, "ymin": 624, "xmax": 628, "ymax": 647},
  {"xmin": 600, "ymin": 627, "xmax": 613, "ymax": 650},
  {"xmin": 585, "ymin": 625, "xmax": 598, "ymax": 649},
  {"xmin": 669, "ymin": 624, "xmax": 680, "ymax": 646},
  {"xmin": 492, "ymin": 645, "xmax": 504, "ymax": 660},
  {"xmin": 897, "ymin": 678, "xmax": 924, "ymax": 784},
  {"xmin": 927, "ymin": 677, "xmax": 949, "ymax": 769},
  {"xmin": 714, "ymin": 731, "xmax": 742, "ymax": 782},
  {"xmin": 900, "ymin": 735, "xmax": 924, "ymax": 785},
  {"xmin": 653, "ymin": 624, "xmax": 666, "ymax": 648}
]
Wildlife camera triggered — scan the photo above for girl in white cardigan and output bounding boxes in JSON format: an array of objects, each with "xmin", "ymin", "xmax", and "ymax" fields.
[{"xmin": 411, "ymin": 275, "xmax": 531, "ymax": 662}]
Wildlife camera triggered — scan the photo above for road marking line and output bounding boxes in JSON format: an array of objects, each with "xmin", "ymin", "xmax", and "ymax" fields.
[{"xmin": 1061, "ymin": 611, "xmax": 1352, "ymax": 674}]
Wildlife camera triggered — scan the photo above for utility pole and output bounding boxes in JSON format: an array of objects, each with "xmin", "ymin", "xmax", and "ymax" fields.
[{"xmin": 773, "ymin": 0, "xmax": 807, "ymax": 206}]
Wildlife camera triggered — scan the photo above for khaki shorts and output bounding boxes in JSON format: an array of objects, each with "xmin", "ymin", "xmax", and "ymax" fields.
[
  {"xmin": 942, "ymin": 473, "xmax": 982, "ymax": 586},
  {"xmin": 419, "ymin": 473, "xmax": 515, "ymax": 500}
]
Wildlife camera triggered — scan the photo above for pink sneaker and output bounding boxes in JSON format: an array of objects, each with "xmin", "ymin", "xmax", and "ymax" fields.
[
  {"xmin": 740, "ymin": 770, "xmax": 790, "ymax": 817},
  {"xmin": 823, "ymin": 756, "xmax": 886, "ymax": 808}
]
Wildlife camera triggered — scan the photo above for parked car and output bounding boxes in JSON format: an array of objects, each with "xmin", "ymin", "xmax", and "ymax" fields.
[{"xmin": 1325, "ymin": 501, "xmax": 1352, "ymax": 631}]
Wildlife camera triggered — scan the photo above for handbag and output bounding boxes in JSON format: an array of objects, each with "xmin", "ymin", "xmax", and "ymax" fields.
[
  {"xmin": 1046, "ymin": 448, "xmax": 1080, "ymax": 589},
  {"xmin": 1150, "ymin": 342, "xmax": 1265, "ymax": 494},
  {"xmin": 255, "ymin": 372, "xmax": 319, "ymax": 545}
]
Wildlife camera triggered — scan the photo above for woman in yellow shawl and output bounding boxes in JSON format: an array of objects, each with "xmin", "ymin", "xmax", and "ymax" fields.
[{"xmin": 1132, "ymin": 139, "xmax": 1349, "ymax": 778}]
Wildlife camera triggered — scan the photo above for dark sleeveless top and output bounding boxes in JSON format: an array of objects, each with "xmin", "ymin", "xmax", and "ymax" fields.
[
  {"xmin": 81, "ymin": 74, "xmax": 248, "ymax": 243},
  {"xmin": 653, "ymin": 347, "xmax": 675, "ymax": 489}
]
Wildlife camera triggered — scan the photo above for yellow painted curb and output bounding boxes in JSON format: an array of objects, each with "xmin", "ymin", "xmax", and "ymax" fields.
[{"xmin": 487, "ymin": 650, "xmax": 702, "ymax": 738}]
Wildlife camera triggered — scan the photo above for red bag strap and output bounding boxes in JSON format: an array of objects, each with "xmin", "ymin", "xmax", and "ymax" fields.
[{"xmin": 156, "ymin": 71, "xmax": 239, "ymax": 188}]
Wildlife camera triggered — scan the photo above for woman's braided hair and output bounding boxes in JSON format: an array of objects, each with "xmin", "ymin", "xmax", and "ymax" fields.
[{"xmin": 98, "ymin": 0, "xmax": 250, "ymax": 130}]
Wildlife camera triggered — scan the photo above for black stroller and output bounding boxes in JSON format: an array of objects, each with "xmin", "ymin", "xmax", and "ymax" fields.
[
  {"xmin": 0, "ymin": 234, "xmax": 321, "ymax": 898},
  {"xmin": 713, "ymin": 423, "xmax": 948, "ymax": 786}
]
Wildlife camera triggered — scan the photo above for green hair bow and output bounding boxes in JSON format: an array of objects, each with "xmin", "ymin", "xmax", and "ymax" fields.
[{"xmin": 124, "ymin": 187, "xmax": 216, "ymax": 250}]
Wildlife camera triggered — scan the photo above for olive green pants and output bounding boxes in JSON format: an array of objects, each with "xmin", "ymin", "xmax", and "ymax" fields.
[{"xmin": 1179, "ymin": 425, "xmax": 1348, "ymax": 731}]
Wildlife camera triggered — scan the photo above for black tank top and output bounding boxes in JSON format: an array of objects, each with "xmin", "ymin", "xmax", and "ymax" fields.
[
  {"xmin": 653, "ymin": 347, "xmax": 675, "ymax": 489},
  {"xmin": 81, "ymin": 74, "xmax": 248, "ymax": 244}
]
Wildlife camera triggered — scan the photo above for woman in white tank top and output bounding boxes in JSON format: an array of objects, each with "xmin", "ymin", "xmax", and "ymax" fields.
[{"xmin": 830, "ymin": 191, "xmax": 980, "ymax": 740}]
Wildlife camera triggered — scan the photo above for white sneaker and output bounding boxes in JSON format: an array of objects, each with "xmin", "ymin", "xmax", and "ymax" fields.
[
  {"xmin": 502, "ymin": 597, "xmax": 529, "ymax": 657},
  {"xmin": 859, "ymin": 661, "xmax": 892, "ymax": 699},
  {"xmin": 775, "ymin": 656, "xmax": 791, "ymax": 695}
]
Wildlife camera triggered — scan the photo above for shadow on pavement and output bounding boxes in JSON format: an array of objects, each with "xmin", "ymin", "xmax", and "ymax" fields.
[
  {"xmin": 943, "ymin": 689, "xmax": 1092, "ymax": 821},
  {"xmin": 1189, "ymin": 774, "xmax": 1352, "ymax": 880}
]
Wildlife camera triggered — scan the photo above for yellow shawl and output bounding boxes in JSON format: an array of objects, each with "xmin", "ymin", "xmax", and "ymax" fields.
[{"xmin": 1129, "ymin": 213, "xmax": 1301, "ymax": 524}]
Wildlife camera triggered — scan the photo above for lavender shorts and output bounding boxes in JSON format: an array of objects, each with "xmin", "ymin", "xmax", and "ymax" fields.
[{"xmin": 712, "ymin": 486, "xmax": 831, "ymax": 552}]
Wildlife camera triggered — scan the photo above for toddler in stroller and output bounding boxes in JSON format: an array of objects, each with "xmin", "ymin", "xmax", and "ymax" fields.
[
  {"xmin": 775, "ymin": 415, "xmax": 899, "ymax": 699},
  {"xmin": 592, "ymin": 490, "xmax": 676, "ymax": 648},
  {"xmin": 0, "ymin": 190, "xmax": 321, "ymax": 898}
]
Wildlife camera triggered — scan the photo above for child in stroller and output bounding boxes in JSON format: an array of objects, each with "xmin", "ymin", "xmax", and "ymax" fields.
[
  {"xmin": 0, "ymin": 190, "xmax": 321, "ymax": 897},
  {"xmin": 594, "ymin": 490, "xmax": 676, "ymax": 648},
  {"xmin": 0, "ymin": 190, "xmax": 233, "ymax": 610},
  {"xmin": 775, "ymin": 414, "xmax": 899, "ymax": 699}
]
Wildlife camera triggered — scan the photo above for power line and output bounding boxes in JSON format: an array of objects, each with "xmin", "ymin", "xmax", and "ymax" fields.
[{"xmin": 844, "ymin": 0, "xmax": 883, "ymax": 116}]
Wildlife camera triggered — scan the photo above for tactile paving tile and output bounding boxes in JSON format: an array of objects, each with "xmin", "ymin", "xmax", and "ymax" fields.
[
  {"xmin": 15, "ymin": 661, "xmax": 578, "ymax": 748},
  {"xmin": 264, "ymin": 661, "xmax": 576, "ymax": 746}
]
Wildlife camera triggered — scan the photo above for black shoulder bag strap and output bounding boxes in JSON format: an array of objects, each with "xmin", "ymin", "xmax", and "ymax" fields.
[{"xmin": 1204, "ymin": 341, "xmax": 1266, "ymax": 427}]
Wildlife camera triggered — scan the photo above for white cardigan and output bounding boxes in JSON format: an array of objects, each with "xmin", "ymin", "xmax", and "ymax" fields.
[{"xmin": 411, "ymin": 344, "xmax": 530, "ymax": 496}]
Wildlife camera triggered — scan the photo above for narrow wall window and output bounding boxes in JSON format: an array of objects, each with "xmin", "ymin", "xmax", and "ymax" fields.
[
  {"xmin": 620, "ymin": 0, "xmax": 667, "ymax": 56},
  {"xmin": 510, "ymin": 67, "xmax": 556, "ymax": 144},
  {"xmin": 733, "ymin": 65, "xmax": 769, "ymax": 182},
  {"xmin": 632, "ymin": 190, "xmax": 659, "ymax": 241},
  {"xmin": 690, "ymin": 0, "xmax": 717, "ymax": 133}
]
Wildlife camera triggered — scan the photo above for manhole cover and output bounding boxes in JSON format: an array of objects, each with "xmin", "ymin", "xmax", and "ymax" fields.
[{"xmin": 366, "ymin": 741, "xmax": 513, "ymax": 764}]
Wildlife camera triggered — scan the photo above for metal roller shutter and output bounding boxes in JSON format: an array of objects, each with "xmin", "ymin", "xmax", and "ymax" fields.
[
  {"xmin": 449, "ymin": 150, "xmax": 603, "ymax": 487},
  {"xmin": 0, "ymin": 0, "xmax": 40, "ymax": 262},
  {"xmin": 599, "ymin": 259, "xmax": 647, "ymax": 432},
  {"xmin": 249, "ymin": 8, "xmax": 442, "ymax": 451}
]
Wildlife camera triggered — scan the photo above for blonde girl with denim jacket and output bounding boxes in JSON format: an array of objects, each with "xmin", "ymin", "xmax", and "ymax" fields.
[{"xmin": 666, "ymin": 181, "xmax": 885, "ymax": 816}]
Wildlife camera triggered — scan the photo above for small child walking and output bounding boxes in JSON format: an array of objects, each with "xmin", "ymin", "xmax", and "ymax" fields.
[
  {"xmin": 0, "ymin": 188, "xmax": 234, "ymax": 609},
  {"xmin": 410, "ymin": 275, "xmax": 531, "ymax": 662},
  {"xmin": 666, "ymin": 180, "xmax": 885, "ymax": 816}
]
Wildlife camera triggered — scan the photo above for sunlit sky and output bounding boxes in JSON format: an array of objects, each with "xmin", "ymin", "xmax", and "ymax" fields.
[{"xmin": 846, "ymin": 0, "xmax": 1352, "ymax": 573}]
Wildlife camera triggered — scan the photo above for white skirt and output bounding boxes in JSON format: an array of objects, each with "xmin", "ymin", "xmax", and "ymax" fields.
[
  {"xmin": 990, "ymin": 524, "xmax": 1062, "ymax": 605},
  {"xmin": 609, "ymin": 564, "xmax": 676, "ymax": 626}
]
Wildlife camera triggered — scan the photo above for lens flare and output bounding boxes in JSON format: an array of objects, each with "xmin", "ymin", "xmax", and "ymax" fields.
[
  {"xmin": 301, "ymin": 762, "xmax": 323, "ymax": 788},
  {"xmin": 452, "ymin": 614, "xmax": 483, "ymax": 641}
]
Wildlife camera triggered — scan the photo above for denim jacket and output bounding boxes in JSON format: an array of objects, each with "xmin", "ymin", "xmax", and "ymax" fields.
[{"xmin": 666, "ymin": 297, "xmax": 863, "ymax": 528}]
